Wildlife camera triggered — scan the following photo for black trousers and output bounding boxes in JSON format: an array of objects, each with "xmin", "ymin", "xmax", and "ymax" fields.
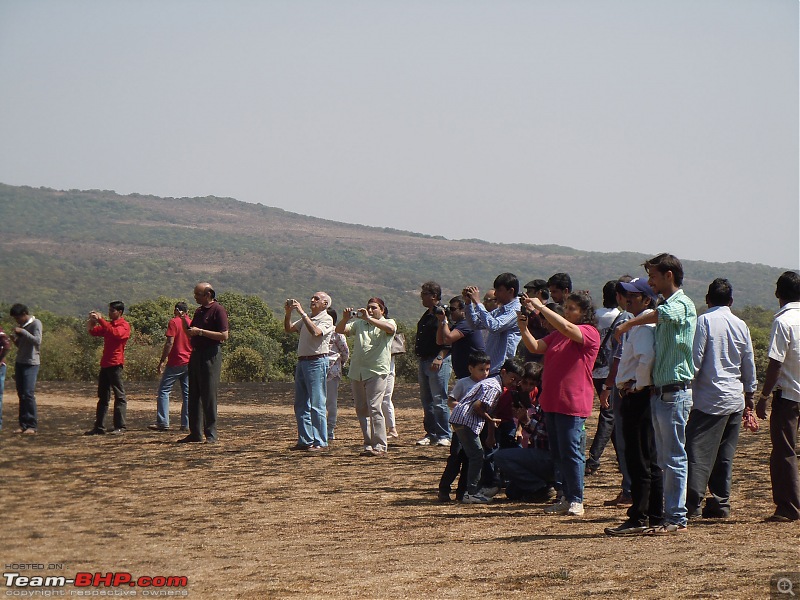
[
  {"xmin": 770, "ymin": 392, "xmax": 800, "ymax": 520},
  {"xmin": 95, "ymin": 365, "xmax": 126, "ymax": 431},
  {"xmin": 685, "ymin": 409, "xmax": 741, "ymax": 517},
  {"xmin": 621, "ymin": 389, "xmax": 663, "ymax": 526},
  {"xmin": 188, "ymin": 345, "xmax": 222, "ymax": 441}
]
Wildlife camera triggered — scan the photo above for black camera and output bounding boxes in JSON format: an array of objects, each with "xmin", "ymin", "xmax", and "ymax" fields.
[
  {"xmin": 511, "ymin": 389, "xmax": 532, "ymax": 410},
  {"xmin": 433, "ymin": 305, "xmax": 450, "ymax": 318},
  {"xmin": 518, "ymin": 294, "xmax": 531, "ymax": 318}
]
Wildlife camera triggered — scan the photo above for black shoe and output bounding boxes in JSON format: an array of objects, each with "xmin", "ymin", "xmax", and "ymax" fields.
[
  {"xmin": 437, "ymin": 491, "xmax": 451, "ymax": 503},
  {"xmin": 177, "ymin": 435, "xmax": 203, "ymax": 443},
  {"xmin": 84, "ymin": 428, "xmax": 105, "ymax": 436},
  {"xmin": 604, "ymin": 520, "xmax": 649, "ymax": 536},
  {"xmin": 108, "ymin": 428, "xmax": 126, "ymax": 435},
  {"xmin": 701, "ymin": 509, "xmax": 730, "ymax": 519},
  {"xmin": 147, "ymin": 424, "xmax": 171, "ymax": 431},
  {"xmin": 523, "ymin": 486, "xmax": 559, "ymax": 503},
  {"xmin": 585, "ymin": 463, "xmax": 599, "ymax": 476},
  {"xmin": 289, "ymin": 443, "xmax": 312, "ymax": 451}
]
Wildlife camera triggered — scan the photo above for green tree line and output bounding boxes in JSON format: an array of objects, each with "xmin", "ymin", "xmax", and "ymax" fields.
[{"xmin": 0, "ymin": 294, "xmax": 422, "ymax": 384}]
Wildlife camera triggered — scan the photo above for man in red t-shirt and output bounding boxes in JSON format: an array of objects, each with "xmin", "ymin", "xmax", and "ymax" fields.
[
  {"xmin": 85, "ymin": 301, "xmax": 131, "ymax": 435},
  {"xmin": 148, "ymin": 302, "xmax": 193, "ymax": 432}
]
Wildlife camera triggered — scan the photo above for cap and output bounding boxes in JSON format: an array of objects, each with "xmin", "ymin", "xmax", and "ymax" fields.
[
  {"xmin": 524, "ymin": 279, "xmax": 548, "ymax": 291},
  {"xmin": 618, "ymin": 277, "xmax": 657, "ymax": 300}
]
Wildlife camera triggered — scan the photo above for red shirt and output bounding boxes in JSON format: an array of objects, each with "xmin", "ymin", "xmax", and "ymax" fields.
[
  {"xmin": 166, "ymin": 315, "xmax": 193, "ymax": 366},
  {"xmin": 90, "ymin": 317, "xmax": 131, "ymax": 368},
  {"xmin": 539, "ymin": 324, "xmax": 600, "ymax": 418}
]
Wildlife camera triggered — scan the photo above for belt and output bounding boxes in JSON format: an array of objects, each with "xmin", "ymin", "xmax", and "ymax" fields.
[
  {"xmin": 654, "ymin": 382, "xmax": 690, "ymax": 394},
  {"xmin": 619, "ymin": 385, "xmax": 651, "ymax": 398},
  {"xmin": 298, "ymin": 354, "xmax": 327, "ymax": 361}
]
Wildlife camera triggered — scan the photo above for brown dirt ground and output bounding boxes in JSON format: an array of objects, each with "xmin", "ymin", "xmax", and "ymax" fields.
[{"xmin": 1, "ymin": 381, "xmax": 798, "ymax": 599}]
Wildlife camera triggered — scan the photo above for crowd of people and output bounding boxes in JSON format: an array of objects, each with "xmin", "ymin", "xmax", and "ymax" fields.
[{"xmin": 1, "ymin": 257, "xmax": 798, "ymax": 533}]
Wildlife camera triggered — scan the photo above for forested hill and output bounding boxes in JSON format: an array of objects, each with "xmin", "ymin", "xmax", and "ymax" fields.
[{"xmin": 0, "ymin": 183, "xmax": 790, "ymax": 323}]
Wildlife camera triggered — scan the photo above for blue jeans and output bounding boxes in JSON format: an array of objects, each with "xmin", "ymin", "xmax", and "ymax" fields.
[
  {"xmin": 156, "ymin": 364, "xmax": 189, "ymax": 428},
  {"xmin": 453, "ymin": 425, "xmax": 484, "ymax": 495},
  {"xmin": 15, "ymin": 362, "xmax": 39, "ymax": 431},
  {"xmin": 651, "ymin": 388, "xmax": 692, "ymax": 526},
  {"xmin": 495, "ymin": 446, "xmax": 555, "ymax": 495},
  {"xmin": 545, "ymin": 412, "xmax": 587, "ymax": 504},
  {"xmin": 417, "ymin": 357, "xmax": 452, "ymax": 440},
  {"xmin": 0, "ymin": 363, "xmax": 6, "ymax": 429},
  {"xmin": 294, "ymin": 357, "xmax": 328, "ymax": 447}
]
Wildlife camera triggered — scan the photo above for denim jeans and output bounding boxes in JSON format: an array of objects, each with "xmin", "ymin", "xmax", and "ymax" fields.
[
  {"xmin": 651, "ymin": 388, "xmax": 692, "ymax": 526},
  {"xmin": 439, "ymin": 432, "xmax": 468, "ymax": 499},
  {"xmin": 0, "ymin": 362, "xmax": 5, "ymax": 430},
  {"xmin": 494, "ymin": 446, "xmax": 555, "ymax": 495},
  {"xmin": 453, "ymin": 425, "xmax": 484, "ymax": 495},
  {"xmin": 156, "ymin": 364, "xmax": 189, "ymax": 428},
  {"xmin": 294, "ymin": 357, "xmax": 328, "ymax": 447},
  {"xmin": 418, "ymin": 356, "xmax": 452, "ymax": 440},
  {"xmin": 545, "ymin": 412, "xmax": 586, "ymax": 504},
  {"xmin": 15, "ymin": 362, "xmax": 39, "ymax": 431}
]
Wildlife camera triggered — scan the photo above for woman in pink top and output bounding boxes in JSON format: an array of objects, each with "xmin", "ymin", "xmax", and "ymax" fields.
[{"xmin": 519, "ymin": 291, "xmax": 600, "ymax": 518}]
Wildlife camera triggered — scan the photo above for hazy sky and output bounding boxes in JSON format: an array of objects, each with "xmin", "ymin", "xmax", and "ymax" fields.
[{"xmin": 1, "ymin": 0, "xmax": 797, "ymax": 268}]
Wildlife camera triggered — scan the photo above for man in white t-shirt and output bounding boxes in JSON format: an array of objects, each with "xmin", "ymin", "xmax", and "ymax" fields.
[{"xmin": 285, "ymin": 292, "xmax": 334, "ymax": 451}]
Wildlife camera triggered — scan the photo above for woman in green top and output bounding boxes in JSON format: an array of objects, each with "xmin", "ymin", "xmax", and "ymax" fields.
[{"xmin": 336, "ymin": 297, "xmax": 396, "ymax": 456}]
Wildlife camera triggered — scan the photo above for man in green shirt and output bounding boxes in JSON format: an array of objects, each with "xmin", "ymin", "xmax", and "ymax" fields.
[{"xmin": 616, "ymin": 253, "xmax": 696, "ymax": 534}]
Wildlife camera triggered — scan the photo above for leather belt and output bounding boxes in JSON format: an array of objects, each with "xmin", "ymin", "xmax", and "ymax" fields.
[
  {"xmin": 298, "ymin": 354, "xmax": 327, "ymax": 361},
  {"xmin": 654, "ymin": 382, "xmax": 690, "ymax": 394}
]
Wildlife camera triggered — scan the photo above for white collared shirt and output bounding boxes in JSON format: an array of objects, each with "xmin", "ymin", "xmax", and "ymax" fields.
[{"xmin": 769, "ymin": 302, "xmax": 800, "ymax": 403}]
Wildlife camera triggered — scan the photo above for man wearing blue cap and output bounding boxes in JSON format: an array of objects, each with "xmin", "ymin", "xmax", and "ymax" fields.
[{"xmin": 605, "ymin": 277, "xmax": 661, "ymax": 536}]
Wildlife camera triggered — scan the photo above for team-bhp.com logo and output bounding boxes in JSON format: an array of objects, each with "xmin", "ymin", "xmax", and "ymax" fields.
[{"xmin": 4, "ymin": 572, "xmax": 189, "ymax": 596}]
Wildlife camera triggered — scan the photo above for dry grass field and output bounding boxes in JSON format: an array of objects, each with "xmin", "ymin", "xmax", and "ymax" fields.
[{"xmin": 1, "ymin": 381, "xmax": 798, "ymax": 599}]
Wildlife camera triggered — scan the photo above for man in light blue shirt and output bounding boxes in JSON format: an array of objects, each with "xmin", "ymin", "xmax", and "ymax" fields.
[
  {"xmin": 686, "ymin": 278, "xmax": 756, "ymax": 519},
  {"xmin": 463, "ymin": 272, "xmax": 521, "ymax": 376}
]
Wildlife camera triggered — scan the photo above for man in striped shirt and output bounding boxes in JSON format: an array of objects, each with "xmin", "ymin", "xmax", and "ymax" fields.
[{"xmin": 616, "ymin": 253, "xmax": 696, "ymax": 534}]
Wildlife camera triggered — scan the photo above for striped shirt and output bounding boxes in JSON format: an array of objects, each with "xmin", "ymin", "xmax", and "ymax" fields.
[
  {"xmin": 449, "ymin": 375, "xmax": 503, "ymax": 435},
  {"xmin": 653, "ymin": 289, "xmax": 697, "ymax": 387}
]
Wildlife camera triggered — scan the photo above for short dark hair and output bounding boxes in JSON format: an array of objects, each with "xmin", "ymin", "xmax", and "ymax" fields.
[
  {"xmin": 602, "ymin": 280, "xmax": 618, "ymax": 308},
  {"xmin": 448, "ymin": 296, "xmax": 465, "ymax": 310},
  {"xmin": 706, "ymin": 278, "xmax": 733, "ymax": 307},
  {"xmin": 327, "ymin": 307, "xmax": 338, "ymax": 325},
  {"xmin": 468, "ymin": 351, "xmax": 492, "ymax": 367},
  {"xmin": 499, "ymin": 358, "xmax": 524, "ymax": 377},
  {"xmin": 109, "ymin": 301, "xmax": 125, "ymax": 314},
  {"xmin": 566, "ymin": 291, "xmax": 597, "ymax": 326},
  {"xmin": 644, "ymin": 253, "xmax": 684, "ymax": 287},
  {"xmin": 547, "ymin": 273, "xmax": 572, "ymax": 292},
  {"xmin": 614, "ymin": 274, "xmax": 633, "ymax": 296},
  {"xmin": 9, "ymin": 303, "xmax": 28, "ymax": 317},
  {"xmin": 494, "ymin": 272, "xmax": 519, "ymax": 296},
  {"xmin": 522, "ymin": 361, "xmax": 543, "ymax": 382},
  {"xmin": 421, "ymin": 281, "xmax": 441, "ymax": 301},
  {"xmin": 175, "ymin": 302, "xmax": 188, "ymax": 313},
  {"xmin": 776, "ymin": 271, "xmax": 800, "ymax": 303}
]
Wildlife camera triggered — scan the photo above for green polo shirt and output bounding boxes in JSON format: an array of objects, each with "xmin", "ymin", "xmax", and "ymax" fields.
[
  {"xmin": 653, "ymin": 289, "xmax": 697, "ymax": 387},
  {"xmin": 346, "ymin": 318, "xmax": 396, "ymax": 381}
]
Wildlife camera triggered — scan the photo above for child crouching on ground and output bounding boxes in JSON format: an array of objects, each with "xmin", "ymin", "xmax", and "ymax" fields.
[{"xmin": 447, "ymin": 353, "xmax": 516, "ymax": 504}]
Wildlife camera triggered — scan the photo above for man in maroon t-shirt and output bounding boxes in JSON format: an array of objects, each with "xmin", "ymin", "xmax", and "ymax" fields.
[
  {"xmin": 148, "ymin": 302, "xmax": 193, "ymax": 432},
  {"xmin": 179, "ymin": 282, "xmax": 229, "ymax": 444},
  {"xmin": 85, "ymin": 301, "xmax": 131, "ymax": 435}
]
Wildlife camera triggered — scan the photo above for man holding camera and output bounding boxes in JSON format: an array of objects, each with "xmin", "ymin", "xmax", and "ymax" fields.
[
  {"xmin": 285, "ymin": 292, "xmax": 334, "ymax": 451},
  {"xmin": 415, "ymin": 281, "xmax": 453, "ymax": 447},
  {"xmin": 463, "ymin": 272, "xmax": 522, "ymax": 376}
]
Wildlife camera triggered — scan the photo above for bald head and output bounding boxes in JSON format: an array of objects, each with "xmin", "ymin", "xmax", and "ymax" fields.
[{"xmin": 193, "ymin": 282, "xmax": 216, "ymax": 306}]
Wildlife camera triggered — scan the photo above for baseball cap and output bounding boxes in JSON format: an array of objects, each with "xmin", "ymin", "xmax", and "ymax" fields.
[{"xmin": 618, "ymin": 277, "xmax": 657, "ymax": 300}]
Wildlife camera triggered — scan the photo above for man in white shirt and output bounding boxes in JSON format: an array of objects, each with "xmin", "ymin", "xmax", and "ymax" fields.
[
  {"xmin": 285, "ymin": 292, "xmax": 334, "ymax": 451},
  {"xmin": 686, "ymin": 279, "xmax": 756, "ymax": 519},
  {"xmin": 756, "ymin": 271, "xmax": 800, "ymax": 522},
  {"xmin": 605, "ymin": 278, "xmax": 660, "ymax": 536}
]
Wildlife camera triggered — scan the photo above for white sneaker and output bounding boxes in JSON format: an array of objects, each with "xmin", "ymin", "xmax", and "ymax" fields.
[
  {"xmin": 416, "ymin": 436, "xmax": 433, "ymax": 446},
  {"xmin": 544, "ymin": 497, "xmax": 570, "ymax": 515},
  {"xmin": 479, "ymin": 486, "xmax": 500, "ymax": 498},
  {"xmin": 435, "ymin": 437, "xmax": 451, "ymax": 447},
  {"xmin": 462, "ymin": 492, "xmax": 491, "ymax": 504},
  {"xmin": 567, "ymin": 502, "xmax": 585, "ymax": 516}
]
